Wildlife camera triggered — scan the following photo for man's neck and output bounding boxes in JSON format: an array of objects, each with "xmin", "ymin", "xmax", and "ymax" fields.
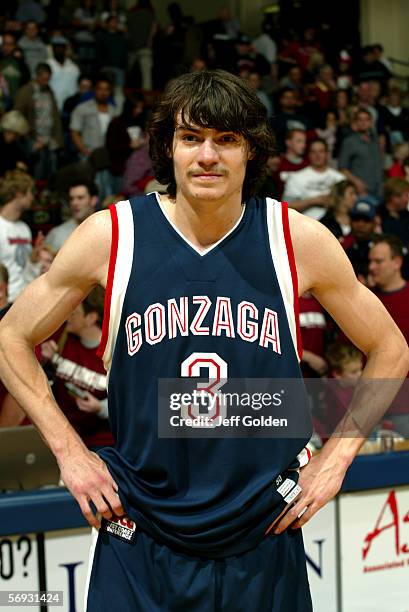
[
  {"xmin": 285, "ymin": 152, "xmax": 303, "ymax": 164},
  {"xmin": 310, "ymin": 164, "xmax": 328, "ymax": 173},
  {"xmin": 378, "ymin": 277, "xmax": 406, "ymax": 292},
  {"xmin": 159, "ymin": 191, "xmax": 244, "ymax": 252},
  {"xmin": 96, "ymin": 101, "xmax": 109, "ymax": 112},
  {"xmin": 0, "ymin": 201, "xmax": 21, "ymax": 222},
  {"xmin": 385, "ymin": 201, "xmax": 401, "ymax": 217},
  {"xmin": 78, "ymin": 325, "xmax": 101, "ymax": 344}
]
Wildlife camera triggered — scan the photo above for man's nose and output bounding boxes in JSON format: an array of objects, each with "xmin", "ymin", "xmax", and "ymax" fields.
[{"xmin": 196, "ymin": 139, "xmax": 220, "ymax": 165}]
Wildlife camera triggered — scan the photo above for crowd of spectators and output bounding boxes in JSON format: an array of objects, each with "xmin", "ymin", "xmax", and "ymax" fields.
[{"xmin": 0, "ymin": 1, "xmax": 409, "ymax": 449}]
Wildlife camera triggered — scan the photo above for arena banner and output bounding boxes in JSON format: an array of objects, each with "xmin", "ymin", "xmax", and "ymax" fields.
[
  {"xmin": 340, "ymin": 486, "xmax": 409, "ymax": 612},
  {"xmin": 303, "ymin": 500, "xmax": 338, "ymax": 612}
]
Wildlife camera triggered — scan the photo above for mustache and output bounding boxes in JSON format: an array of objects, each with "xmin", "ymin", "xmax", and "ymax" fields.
[{"xmin": 188, "ymin": 168, "xmax": 228, "ymax": 176}]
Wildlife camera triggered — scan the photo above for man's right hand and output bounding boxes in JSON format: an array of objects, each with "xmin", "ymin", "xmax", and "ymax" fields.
[{"xmin": 58, "ymin": 449, "xmax": 125, "ymax": 529}]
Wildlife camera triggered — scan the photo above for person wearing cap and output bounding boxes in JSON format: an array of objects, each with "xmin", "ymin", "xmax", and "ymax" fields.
[
  {"xmin": 341, "ymin": 197, "xmax": 378, "ymax": 279},
  {"xmin": 46, "ymin": 36, "xmax": 80, "ymax": 112},
  {"xmin": 18, "ymin": 20, "xmax": 48, "ymax": 78},
  {"xmin": 376, "ymin": 177, "xmax": 409, "ymax": 245},
  {"xmin": 0, "ymin": 111, "xmax": 30, "ymax": 176}
]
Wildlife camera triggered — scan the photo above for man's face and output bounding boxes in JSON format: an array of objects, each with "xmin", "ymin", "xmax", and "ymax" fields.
[
  {"xmin": 95, "ymin": 81, "xmax": 112, "ymax": 103},
  {"xmin": 36, "ymin": 70, "xmax": 50, "ymax": 88},
  {"xmin": 280, "ymin": 91, "xmax": 297, "ymax": 112},
  {"xmin": 172, "ymin": 116, "xmax": 250, "ymax": 204},
  {"xmin": 390, "ymin": 189, "xmax": 409, "ymax": 211},
  {"xmin": 288, "ymin": 67, "xmax": 301, "ymax": 84},
  {"xmin": 24, "ymin": 22, "xmax": 38, "ymax": 39},
  {"xmin": 79, "ymin": 78, "xmax": 92, "ymax": 95},
  {"xmin": 350, "ymin": 217, "xmax": 375, "ymax": 241},
  {"xmin": 2, "ymin": 35, "xmax": 16, "ymax": 56},
  {"xmin": 286, "ymin": 131, "xmax": 306, "ymax": 157},
  {"xmin": 355, "ymin": 112, "xmax": 372, "ymax": 134},
  {"xmin": 368, "ymin": 243, "xmax": 402, "ymax": 288},
  {"xmin": 69, "ymin": 185, "xmax": 96, "ymax": 222},
  {"xmin": 66, "ymin": 303, "xmax": 87, "ymax": 336},
  {"xmin": 248, "ymin": 73, "xmax": 260, "ymax": 90},
  {"xmin": 308, "ymin": 142, "xmax": 328, "ymax": 169}
]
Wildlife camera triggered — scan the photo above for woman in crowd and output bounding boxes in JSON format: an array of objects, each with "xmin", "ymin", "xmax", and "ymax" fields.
[{"xmin": 320, "ymin": 179, "xmax": 357, "ymax": 239}]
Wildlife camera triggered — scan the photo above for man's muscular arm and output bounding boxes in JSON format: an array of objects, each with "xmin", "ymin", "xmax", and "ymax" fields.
[
  {"xmin": 275, "ymin": 210, "xmax": 409, "ymax": 533},
  {"xmin": 0, "ymin": 210, "xmax": 124, "ymax": 528}
]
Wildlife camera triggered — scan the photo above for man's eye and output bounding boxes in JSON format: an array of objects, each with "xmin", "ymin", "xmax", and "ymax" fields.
[
  {"xmin": 220, "ymin": 135, "xmax": 237, "ymax": 143},
  {"xmin": 182, "ymin": 134, "xmax": 198, "ymax": 142}
]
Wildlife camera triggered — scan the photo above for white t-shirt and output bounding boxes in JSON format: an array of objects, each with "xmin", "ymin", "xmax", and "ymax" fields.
[
  {"xmin": 283, "ymin": 166, "xmax": 344, "ymax": 220},
  {"xmin": 97, "ymin": 111, "xmax": 111, "ymax": 139},
  {"xmin": 0, "ymin": 216, "xmax": 32, "ymax": 302},
  {"xmin": 45, "ymin": 218, "xmax": 78, "ymax": 252}
]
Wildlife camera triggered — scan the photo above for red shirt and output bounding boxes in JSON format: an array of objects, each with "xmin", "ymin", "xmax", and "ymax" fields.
[
  {"xmin": 299, "ymin": 294, "xmax": 327, "ymax": 377},
  {"xmin": 50, "ymin": 334, "xmax": 115, "ymax": 447}
]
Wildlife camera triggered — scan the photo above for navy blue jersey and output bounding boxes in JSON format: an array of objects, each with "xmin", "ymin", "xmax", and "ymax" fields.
[{"xmin": 97, "ymin": 193, "xmax": 312, "ymax": 558}]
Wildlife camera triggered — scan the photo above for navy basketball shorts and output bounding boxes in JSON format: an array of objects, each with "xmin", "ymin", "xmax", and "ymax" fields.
[{"xmin": 84, "ymin": 521, "xmax": 313, "ymax": 612}]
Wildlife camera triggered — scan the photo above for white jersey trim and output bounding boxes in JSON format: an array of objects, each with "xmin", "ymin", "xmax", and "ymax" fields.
[
  {"xmin": 102, "ymin": 200, "xmax": 134, "ymax": 372},
  {"xmin": 266, "ymin": 198, "xmax": 299, "ymax": 361}
]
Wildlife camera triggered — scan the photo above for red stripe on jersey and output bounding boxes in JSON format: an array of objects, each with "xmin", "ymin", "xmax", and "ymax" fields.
[
  {"xmin": 281, "ymin": 202, "xmax": 303, "ymax": 360},
  {"xmin": 97, "ymin": 205, "xmax": 119, "ymax": 358}
]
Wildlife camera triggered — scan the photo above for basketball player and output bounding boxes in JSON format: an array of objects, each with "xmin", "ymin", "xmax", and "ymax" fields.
[{"xmin": 0, "ymin": 70, "xmax": 407, "ymax": 611}]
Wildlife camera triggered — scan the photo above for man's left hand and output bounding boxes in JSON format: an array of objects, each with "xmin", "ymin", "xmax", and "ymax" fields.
[{"xmin": 273, "ymin": 452, "xmax": 346, "ymax": 534}]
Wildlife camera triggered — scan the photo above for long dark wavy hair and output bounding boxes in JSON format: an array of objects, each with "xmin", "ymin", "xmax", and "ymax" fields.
[{"xmin": 148, "ymin": 70, "xmax": 275, "ymax": 201}]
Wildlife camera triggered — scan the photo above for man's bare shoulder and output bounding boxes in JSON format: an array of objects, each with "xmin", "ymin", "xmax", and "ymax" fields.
[{"xmin": 287, "ymin": 208, "xmax": 356, "ymax": 294}]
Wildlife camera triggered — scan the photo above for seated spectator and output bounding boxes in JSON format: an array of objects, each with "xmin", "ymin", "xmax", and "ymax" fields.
[
  {"xmin": 283, "ymin": 138, "xmax": 344, "ymax": 219},
  {"xmin": 45, "ymin": 181, "xmax": 98, "ymax": 251},
  {"xmin": 315, "ymin": 110, "xmax": 338, "ymax": 162},
  {"xmin": 356, "ymin": 45, "xmax": 392, "ymax": 89},
  {"xmin": 309, "ymin": 64, "xmax": 336, "ymax": 113},
  {"xmin": 338, "ymin": 106, "xmax": 383, "ymax": 199},
  {"xmin": 70, "ymin": 76, "xmax": 119, "ymax": 199},
  {"xmin": 106, "ymin": 94, "xmax": 152, "ymax": 195},
  {"xmin": 335, "ymin": 50, "xmax": 354, "ymax": 91},
  {"xmin": 320, "ymin": 180, "xmax": 357, "ymax": 239},
  {"xmin": 0, "ymin": 111, "xmax": 30, "ymax": 176},
  {"xmin": 279, "ymin": 65, "xmax": 304, "ymax": 100},
  {"xmin": 95, "ymin": 13, "xmax": 128, "ymax": 94},
  {"xmin": 0, "ymin": 32, "xmax": 30, "ymax": 99},
  {"xmin": 247, "ymin": 70, "xmax": 273, "ymax": 117},
  {"xmin": 17, "ymin": 20, "xmax": 47, "ymax": 78},
  {"xmin": 322, "ymin": 344, "xmax": 363, "ymax": 435},
  {"xmin": 270, "ymin": 88, "xmax": 311, "ymax": 152},
  {"xmin": 387, "ymin": 142, "xmax": 409, "ymax": 178},
  {"xmin": 274, "ymin": 128, "xmax": 308, "ymax": 197},
  {"xmin": 13, "ymin": 63, "xmax": 64, "ymax": 180},
  {"xmin": 0, "ymin": 170, "xmax": 47, "ymax": 302},
  {"xmin": 70, "ymin": 76, "xmax": 118, "ymax": 160},
  {"xmin": 47, "ymin": 36, "xmax": 81, "ymax": 112},
  {"xmin": 377, "ymin": 177, "xmax": 409, "ymax": 244},
  {"xmin": 233, "ymin": 34, "xmax": 271, "ymax": 79},
  {"xmin": 62, "ymin": 74, "xmax": 93, "ymax": 132},
  {"xmin": 369, "ymin": 235, "xmax": 409, "ymax": 436},
  {"xmin": 341, "ymin": 198, "xmax": 377, "ymax": 280},
  {"xmin": 39, "ymin": 287, "xmax": 114, "ymax": 449},
  {"xmin": 381, "ymin": 88, "xmax": 409, "ymax": 145}
]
